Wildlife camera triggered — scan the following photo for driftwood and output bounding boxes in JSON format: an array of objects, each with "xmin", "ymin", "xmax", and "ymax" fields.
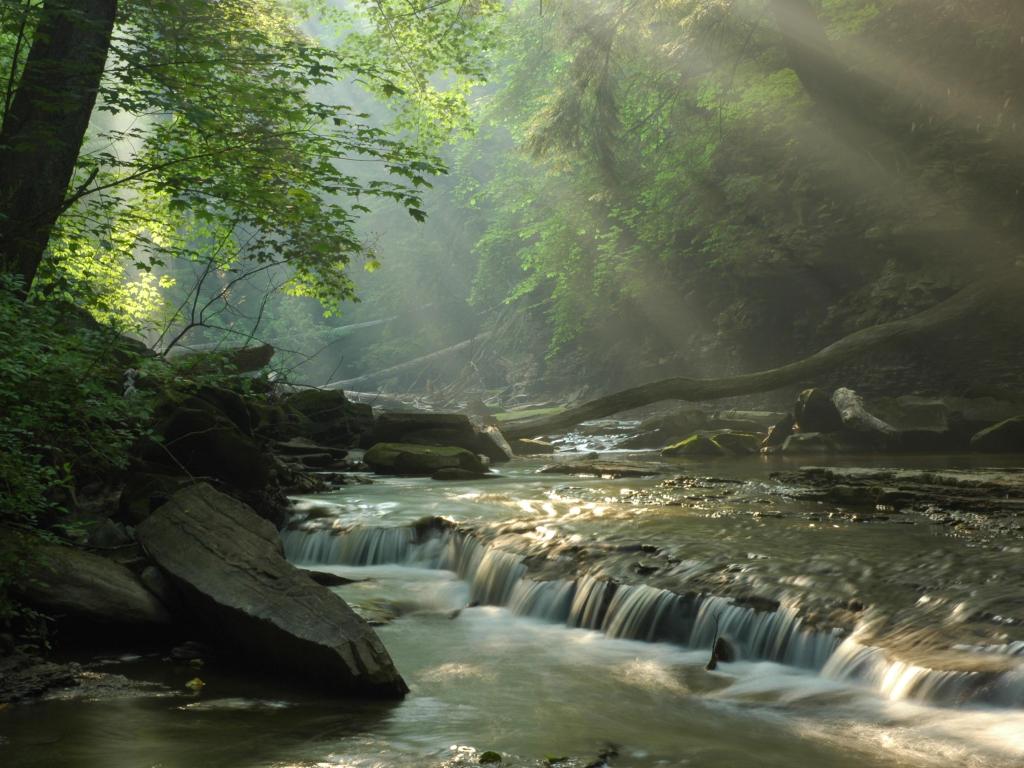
[
  {"xmin": 326, "ymin": 332, "xmax": 493, "ymax": 392},
  {"xmin": 501, "ymin": 274, "xmax": 1019, "ymax": 440}
]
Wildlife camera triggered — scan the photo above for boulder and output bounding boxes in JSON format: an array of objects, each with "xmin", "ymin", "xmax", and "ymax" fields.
[
  {"xmin": 152, "ymin": 397, "xmax": 274, "ymax": 493},
  {"xmin": 794, "ymin": 389, "xmax": 844, "ymax": 433},
  {"xmin": 119, "ymin": 470, "xmax": 193, "ymax": 525},
  {"xmin": 715, "ymin": 410, "xmax": 787, "ymax": 428},
  {"xmin": 510, "ymin": 438, "xmax": 557, "ymax": 455},
  {"xmin": 662, "ymin": 434, "xmax": 727, "ymax": 457},
  {"xmin": 363, "ymin": 442, "xmax": 488, "ymax": 476},
  {"xmin": 370, "ymin": 412, "xmax": 512, "ymax": 463},
  {"xmin": 86, "ymin": 518, "xmax": 132, "ymax": 549},
  {"xmin": 970, "ymin": 416, "xmax": 1024, "ymax": 453},
  {"xmin": 19, "ymin": 545, "xmax": 171, "ymax": 627},
  {"xmin": 283, "ymin": 389, "xmax": 375, "ymax": 447},
  {"xmin": 638, "ymin": 406, "xmax": 709, "ymax": 436},
  {"xmin": 762, "ymin": 413, "xmax": 796, "ymax": 450},
  {"xmin": 538, "ymin": 460, "xmax": 661, "ymax": 478},
  {"xmin": 0, "ymin": 653, "xmax": 78, "ymax": 703},
  {"xmin": 192, "ymin": 385, "xmax": 255, "ymax": 436},
  {"xmin": 617, "ymin": 429, "xmax": 673, "ymax": 449},
  {"xmin": 866, "ymin": 396, "xmax": 950, "ymax": 432},
  {"xmin": 273, "ymin": 437, "xmax": 348, "ymax": 459},
  {"xmin": 136, "ymin": 483, "xmax": 407, "ymax": 697}
]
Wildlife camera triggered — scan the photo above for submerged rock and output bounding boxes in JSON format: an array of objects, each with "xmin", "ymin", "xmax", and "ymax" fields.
[
  {"xmin": 538, "ymin": 460, "xmax": 662, "ymax": 478},
  {"xmin": 970, "ymin": 416, "xmax": 1024, "ymax": 453},
  {"xmin": 363, "ymin": 442, "xmax": 489, "ymax": 476},
  {"xmin": 431, "ymin": 467, "xmax": 497, "ymax": 481},
  {"xmin": 19, "ymin": 544, "xmax": 171, "ymax": 628},
  {"xmin": 0, "ymin": 654, "xmax": 79, "ymax": 703},
  {"xmin": 136, "ymin": 483, "xmax": 408, "ymax": 697}
]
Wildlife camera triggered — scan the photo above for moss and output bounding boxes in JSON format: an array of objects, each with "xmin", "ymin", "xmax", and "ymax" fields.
[
  {"xmin": 494, "ymin": 406, "xmax": 566, "ymax": 422},
  {"xmin": 363, "ymin": 442, "xmax": 488, "ymax": 475},
  {"xmin": 661, "ymin": 433, "xmax": 727, "ymax": 457}
]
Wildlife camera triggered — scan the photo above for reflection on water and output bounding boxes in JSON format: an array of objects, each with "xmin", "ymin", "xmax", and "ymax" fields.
[{"xmin": 3, "ymin": 452, "xmax": 1024, "ymax": 767}]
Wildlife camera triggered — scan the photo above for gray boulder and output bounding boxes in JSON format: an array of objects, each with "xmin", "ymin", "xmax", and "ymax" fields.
[
  {"xmin": 283, "ymin": 389, "xmax": 375, "ymax": 447},
  {"xmin": 370, "ymin": 412, "xmax": 512, "ymax": 463},
  {"xmin": 20, "ymin": 545, "xmax": 171, "ymax": 626},
  {"xmin": 794, "ymin": 388, "xmax": 844, "ymax": 433},
  {"xmin": 363, "ymin": 442, "xmax": 489, "ymax": 476},
  {"xmin": 136, "ymin": 483, "xmax": 408, "ymax": 697}
]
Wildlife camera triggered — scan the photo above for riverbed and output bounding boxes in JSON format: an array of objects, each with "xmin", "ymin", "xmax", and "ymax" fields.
[{"xmin": 2, "ymin": 448, "xmax": 1023, "ymax": 767}]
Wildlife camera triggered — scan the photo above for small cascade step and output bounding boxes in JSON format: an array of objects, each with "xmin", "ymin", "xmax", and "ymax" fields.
[{"xmin": 282, "ymin": 521, "xmax": 1024, "ymax": 709}]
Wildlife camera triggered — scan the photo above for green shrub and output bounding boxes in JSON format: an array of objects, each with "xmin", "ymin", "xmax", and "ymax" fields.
[{"xmin": 0, "ymin": 278, "xmax": 154, "ymax": 620}]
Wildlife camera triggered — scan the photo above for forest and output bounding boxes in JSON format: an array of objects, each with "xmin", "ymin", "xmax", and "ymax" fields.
[{"xmin": 2, "ymin": 2, "xmax": 1024, "ymax": 767}]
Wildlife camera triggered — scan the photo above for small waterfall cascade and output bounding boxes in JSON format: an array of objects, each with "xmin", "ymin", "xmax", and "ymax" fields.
[
  {"xmin": 283, "ymin": 521, "xmax": 1024, "ymax": 708},
  {"xmin": 690, "ymin": 596, "xmax": 842, "ymax": 670},
  {"xmin": 821, "ymin": 637, "xmax": 1021, "ymax": 707}
]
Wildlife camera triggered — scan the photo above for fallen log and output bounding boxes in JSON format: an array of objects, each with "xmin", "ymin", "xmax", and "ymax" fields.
[
  {"xmin": 325, "ymin": 332, "xmax": 493, "ymax": 392},
  {"xmin": 501, "ymin": 274, "xmax": 1019, "ymax": 440}
]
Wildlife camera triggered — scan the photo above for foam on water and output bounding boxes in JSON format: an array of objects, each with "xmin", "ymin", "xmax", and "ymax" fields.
[{"xmin": 283, "ymin": 522, "xmax": 1024, "ymax": 709}]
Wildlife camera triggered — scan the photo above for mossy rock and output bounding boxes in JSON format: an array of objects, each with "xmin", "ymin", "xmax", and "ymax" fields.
[
  {"xmin": 478, "ymin": 751, "xmax": 503, "ymax": 764},
  {"xmin": 711, "ymin": 430, "xmax": 763, "ymax": 455},
  {"xmin": 363, "ymin": 442, "xmax": 488, "ymax": 476},
  {"xmin": 661, "ymin": 433, "xmax": 727, "ymax": 457}
]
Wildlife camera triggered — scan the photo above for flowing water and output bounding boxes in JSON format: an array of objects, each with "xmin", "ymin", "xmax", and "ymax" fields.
[{"xmin": 3, "ymin": 443, "xmax": 1024, "ymax": 767}]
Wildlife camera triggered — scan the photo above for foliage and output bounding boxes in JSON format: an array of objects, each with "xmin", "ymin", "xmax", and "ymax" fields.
[
  {"xmin": 0, "ymin": 0, "xmax": 506, "ymax": 333},
  {"xmin": 0, "ymin": 278, "xmax": 155, "ymax": 619},
  {"xmin": 352, "ymin": 0, "xmax": 1024, "ymax": 388}
]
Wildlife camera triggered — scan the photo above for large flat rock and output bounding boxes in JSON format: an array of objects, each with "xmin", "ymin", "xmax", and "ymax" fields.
[
  {"xmin": 136, "ymin": 483, "xmax": 407, "ymax": 697},
  {"xmin": 20, "ymin": 544, "xmax": 170, "ymax": 627}
]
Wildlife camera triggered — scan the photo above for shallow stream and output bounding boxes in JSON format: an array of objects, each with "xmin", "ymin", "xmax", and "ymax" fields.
[{"xmin": 3, "ymin": 446, "xmax": 1024, "ymax": 767}]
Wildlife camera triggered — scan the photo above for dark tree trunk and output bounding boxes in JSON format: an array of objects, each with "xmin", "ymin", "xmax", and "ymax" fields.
[{"xmin": 0, "ymin": 0, "xmax": 117, "ymax": 292}]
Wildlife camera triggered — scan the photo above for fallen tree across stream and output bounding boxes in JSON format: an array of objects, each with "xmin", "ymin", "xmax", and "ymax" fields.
[{"xmin": 501, "ymin": 273, "xmax": 1021, "ymax": 440}]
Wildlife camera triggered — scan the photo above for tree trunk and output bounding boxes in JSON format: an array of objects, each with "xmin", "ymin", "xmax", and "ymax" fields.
[
  {"xmin": 500, "ymin": 274, "xmax": 1018, "ymax": 440},
  {"xmin": 0, "ymin": 0, "xmax": 117, "ymax": 292}
]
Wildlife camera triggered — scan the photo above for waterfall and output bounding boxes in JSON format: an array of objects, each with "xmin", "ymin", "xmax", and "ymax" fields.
[
  {"xmin": 282, "ymin": 526, "xmax": 414, "ymax": 565},
  {"xmin": 822, "ymin": 638, "xmax": 1007, "ymax": 706},
  {"xmin": 508, "ymin": 579, "xmax": 576, "ymax": 623},
  {"xmin": 691, "ymin": 596, "xmax": 842, "ymax": 670},
  {"xmin": 568, "ymin": 575, "xmax": 615, "ymax": 630},
  {"xmin": 283, "ymin": 521, "xmax": 1024, "ymax": 708},
  {"xmin": 601, "ymin": 584, "xmax": 685, "ymax": 643}
]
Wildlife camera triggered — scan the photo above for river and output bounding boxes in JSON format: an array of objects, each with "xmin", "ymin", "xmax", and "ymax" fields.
[{"xmin": 3, "ymin": 441, "xmax": 1023, "ymax": 767}]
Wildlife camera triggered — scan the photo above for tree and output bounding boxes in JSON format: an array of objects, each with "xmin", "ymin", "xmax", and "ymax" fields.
[
  {"xmin": 0, "ymin": 0, "xmax": 116, "ymax": 292},
  {"xmin": 0, "ymin": 0, "xmax": 502, "ymax": 315}
]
